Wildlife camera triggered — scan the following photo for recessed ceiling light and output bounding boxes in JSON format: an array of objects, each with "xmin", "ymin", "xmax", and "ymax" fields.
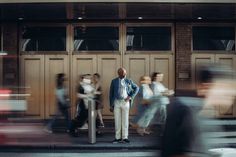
[
  {"xmin": 197, "ymin": 17, "xmax": 202, "ymax": 20},
  {"xmin": 18, "ymin": 17, "xmax": 24, "ymax": 20},
  {"xmin": 78, "ymin": 17, "xmax": 83, "ymax": 20},
  {"xmin": 138, "ymin": 17, "xmax": 143, "ymax": 20}
]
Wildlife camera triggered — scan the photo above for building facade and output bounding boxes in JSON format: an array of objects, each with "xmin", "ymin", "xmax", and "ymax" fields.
[{"xmin": 0, "ymin": 1, "xmax": 236, "ymax": 119}]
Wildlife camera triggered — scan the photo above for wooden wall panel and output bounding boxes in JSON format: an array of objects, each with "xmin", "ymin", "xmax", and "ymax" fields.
[
  {"xmin": 20, "ymin": 55, "xmax": 44, "ymax": 119},
  {"xmin": 45, "ymin": 55, "xmax": 69, "ymax": 118},
  {"xmin": 71, "ymin": 55, "xmax": 96, "ymax": 117},
  {"xmin": 191, "ymin": 54, "xmax": 215, "ymax": 89},
  {"xmin": 150, "ymin": 54, "xmax": 174, "ymax": 89},
  {"xmin": 20, "ymin": 53, "xmax": 175, "ymax": 119},
  {"xmin": 123, "ymin": 54, "xmax": 149, "ymax": 115},
  {"xmin": 215, "ymin": 54, "xmax": 236, "ymax": 71},
  {"xmin": 98, "ymin": 55, "xmax": 121, "ymax": 117},
  {"xmin": 215, "ymin": 54, "xmax": 236, "ymax": 117},
  {"xmin": 192, "ymin": 54, "xmax": 236, "ymax": 118},
  {"xmin": 124, "ymin": 54, "xmax": 149, "ymax": 85},
  {"xmin": 192, "ymin": 54, "xmax": 215, "ymax": 117}
]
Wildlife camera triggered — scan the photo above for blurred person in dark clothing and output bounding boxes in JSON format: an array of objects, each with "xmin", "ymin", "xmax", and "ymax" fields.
[
  {"xmin": 45, "ymin": 73, "xmax": 71, "ymax": 133},
  {"xmin": 92, "ymin": 73, "xmax": 104, "ymax": 128},
  {"xmin": 73, "ymin": 74, "xmax": 94, "ymax": 131},
  {"xmin": 161, "ymin": 64, "xmax": 236, "ymax": 157}
]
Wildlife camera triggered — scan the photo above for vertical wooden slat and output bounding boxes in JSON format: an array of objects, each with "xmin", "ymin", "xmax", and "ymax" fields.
[
  {"xmin": 20, "ymin": 55, "xmax": 45, "ymax": 119},
  {"xmin": 150, "ymin": 54, "xmax": 174, "ymax": 89},
  {"xmin": 45, "ymin": 55, "xmax": 69, "ymax": 118},
  {"xmin": 97, "ymin": 54, "xmax": 121, "ymax": 118},
  {"xmin": 71, "ymin": 55, "xmax": 97, "ymax": 117}
]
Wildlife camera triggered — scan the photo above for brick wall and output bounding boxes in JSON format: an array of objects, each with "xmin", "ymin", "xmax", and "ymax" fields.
[
  {"xmin": 175, "ymin": 23, "xmax": 192, "ymax": 89},
  {"xmin": 2, "ymin": 23, "xmax": 18, "ymax": 87}
]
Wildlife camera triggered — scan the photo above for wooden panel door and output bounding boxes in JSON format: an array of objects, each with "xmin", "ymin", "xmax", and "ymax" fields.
[
  {"xmin": 124, "ymin": 54, "xmax": 150, "ymax": 84},
  {"xmin": 97, "ymin": 54, "xmax": 121, "ymax": 118},
  {"xmin": 123, "ymin": 54, "xmax": 150, "ymax": 115},
  {"xmin": 191, "ymin": 54, "xmax": 215, "ymax": 117},
  {"xmin": 215, "ymin": 54, "xmax": 236, "ymax": 71},
  {"xmin": 71, "ymin": 55, "xmax": 97, "ymax": 117},
  {"xmin": 150, "ymin": 54, "xmax": 174, "ymax": 89},
  {"xmin": 20, "ymin": 55, "xmax": 44, "ymax": 119},
  {"xmin": 45, "ymin": 55, "xmax": 69, "ymax": 118},
  {"xmin": 191, "ymin": 54, "xmax": 215, "ymax": 89},
  {"xmin": 215, "ymin": 54, "xmax": 236, "ymax": 117}
]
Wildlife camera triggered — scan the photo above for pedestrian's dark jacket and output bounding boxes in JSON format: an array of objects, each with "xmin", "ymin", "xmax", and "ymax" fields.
[{"xmin": 161, "ymin": 97, "xmax": 207, "ymax": 157}]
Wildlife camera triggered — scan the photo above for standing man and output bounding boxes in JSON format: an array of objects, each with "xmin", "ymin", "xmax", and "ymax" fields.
[{"xmin": 109, "ymin": 68, "xmax": 139, "ymax": 143}]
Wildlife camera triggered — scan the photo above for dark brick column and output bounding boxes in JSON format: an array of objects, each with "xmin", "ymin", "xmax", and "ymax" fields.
[
  {"xmin": 2, "ymin": 23, "xmax": 18, "ymax": 87},
  {"xmin": 175, "ymin": 23, "xmax": 192, "ymax": 90}
]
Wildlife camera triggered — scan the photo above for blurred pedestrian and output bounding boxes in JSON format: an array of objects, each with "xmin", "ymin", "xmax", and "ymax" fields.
[
  {"xmin": 70, "ymin": 74, "xmax": 94, "ymax": 135},
  {"xmin": 131, "ymin": 76, "xmax": 153, "ymax": 136},
  {"xmin": 150, "ymin": 72, "xmax": 174, "ymax": 125},
  {"xmin": 151, "ymin": 72, "xmax": 174, "ymax": 97},
  {"xmin": 92, "ymin": 73, "xmax": 104, "ymax": 128},
  {"xmin": 109, "ymin": 68, "xmax": 139, "ymax": 143},
  {"xmin": 45, "ymin": 73, "xmax": 71, "ymax": 133},
  {"xmin": 161, "ymin": 64, "xmax": 236, "ymax": 157},
  {"xmin": 76, "ymin": 74, "xmax": 94, "ymax": 130}
]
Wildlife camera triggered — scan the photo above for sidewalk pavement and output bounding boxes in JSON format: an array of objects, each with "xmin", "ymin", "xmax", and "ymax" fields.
[
  {"xmin": 0, "ymin": 119, "xmax": 236, "ymax": 152},
  {"xmin": 0, "ymin": 122, "xmax": 161, "ymax": 151}
]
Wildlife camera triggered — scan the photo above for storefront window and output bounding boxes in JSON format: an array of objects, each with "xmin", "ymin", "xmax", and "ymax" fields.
[
  {"xmin": 193, "ymin": 26, "xmax": 235, "ymax": 51},
  {"xmin": 126, "ymin": 26, "xmax": 171, "ymax": 51},
  {"xmin": 74, "ymin": 26, "xmax": 119, "ymax": 51},
  {"xmin": 21, "ymin": 27, "xmax": 66, "ymax": 51}
]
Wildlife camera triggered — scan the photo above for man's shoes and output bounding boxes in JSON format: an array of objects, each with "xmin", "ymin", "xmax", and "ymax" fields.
[
  {"xmin": 122, "ymin": 139, "xmax": 130, "ymax": 143},
  {"xmin": 112, "ymin": 138, "xmax": 130, "ymax": 144},
  {"xmin": 112, "ymin": 139, "xmax": 122, "ymax": 144}
]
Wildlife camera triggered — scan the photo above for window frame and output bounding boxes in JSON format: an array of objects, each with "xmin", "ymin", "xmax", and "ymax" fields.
[
  {"xmin": 191, "ymin": 23, "xmax": 236, "ymax": 54},
  {"xmin": 19, "ymin": 23, "xmax": 69, "ymax": 54},
  {"xmin": 72, "ymin": 23, "xmax": 121, "ymax": 54},
  {"xmin": 124, "ymin": 23, "xmax": 174, "ymax": 54}
]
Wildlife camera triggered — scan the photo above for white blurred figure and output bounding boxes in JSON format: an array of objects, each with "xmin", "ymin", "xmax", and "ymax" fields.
[
  {"xmin": 70, "ymin": 74, "xmax": 94, "ymax": 134},
  {"xmin": 150, "ymin": 72, "xmax": 174, "ymax": 125},
  {"xmin": 151, "ymin": 72, "xmax": 174, "ymax": 98},
  {"xmin": 132, "ymin": 76, "xmax": 154, "ymax": 136}
]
